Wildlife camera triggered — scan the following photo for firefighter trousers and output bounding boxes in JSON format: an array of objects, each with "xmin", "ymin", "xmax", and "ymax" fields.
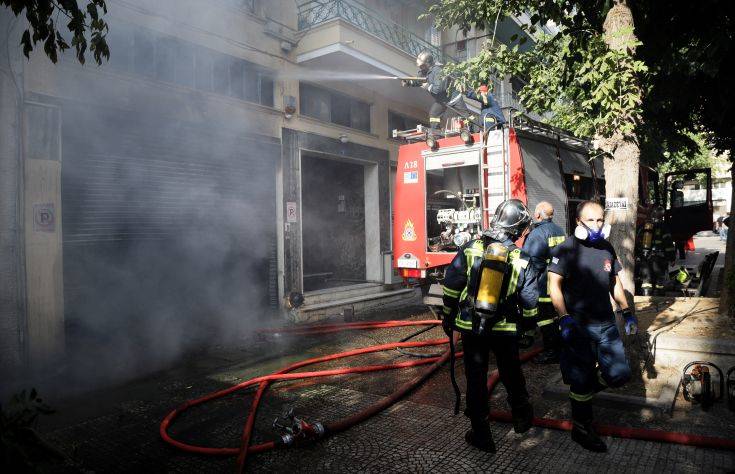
[
  {"xmin": 639, "ymin": 255, "xmax": 668, "ymax": 295},
  {"xmin": 461, "ymin": 331, "xmax": 529, "ymax": 423},
  {"xmin": 560, "ymin": 320, "xmax": 631, "ymax": 421},
  {"xmin": 429, "ymin": 95, "xmax": 470, "ymax": 130}
]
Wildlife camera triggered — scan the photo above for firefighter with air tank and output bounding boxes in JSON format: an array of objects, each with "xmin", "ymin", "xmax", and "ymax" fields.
[
  {"xmin": 441, "ymin": 199, "xmax": 538, "ymax": 453},
  {"xmin": 635, "ymin": 205, "xmax": 676, "ymax": 295},
  {"xmin": 401, "ymin": 51, "xmax": 470, "ymax": 131}
]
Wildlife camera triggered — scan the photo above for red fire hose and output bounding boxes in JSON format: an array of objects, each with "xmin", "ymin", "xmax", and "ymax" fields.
[{"xmin": 160, "ymin": 320, "xmax": 735, "ymax": 473}]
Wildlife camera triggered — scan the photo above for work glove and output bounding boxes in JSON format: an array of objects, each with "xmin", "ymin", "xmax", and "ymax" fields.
[
  {"xmin": 559, "ymin": 314, "xmax": 578, "ymax": 343},
  {"xmin": 622, "ymin": 308, "xmax": 638, "ymax": 335},
  {"xmin": 441, "ymin": 306, "xmax": 455, "ymax": 336}
]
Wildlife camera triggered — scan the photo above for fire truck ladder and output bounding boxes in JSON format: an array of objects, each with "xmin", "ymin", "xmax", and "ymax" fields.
[{"xmin": 479, "ymin": 127, "xmax": 509, "ymax": 228}]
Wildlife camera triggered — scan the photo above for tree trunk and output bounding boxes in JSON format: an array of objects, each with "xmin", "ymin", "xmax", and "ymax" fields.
[
  {"xmin": 602, "ymin": 140, "xmax": 639, "ymax": 298},
  {"xmin": 599, "ymin": 0, "xmax": 641, "ymax": 302},
  {"xmin": 719, "ymin": 161, "xmax": 735, "ymax": 318}
]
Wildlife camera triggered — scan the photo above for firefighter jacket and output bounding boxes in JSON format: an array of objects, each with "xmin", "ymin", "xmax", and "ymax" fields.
[
  {"xmin": 637, "ymin": 221, "xmax": 676, "ymax": 261},
  {"xmin": 419, "ymin": 64, "xmax": 452, "ymax": 103},
  {"xmin": 441, "ymin": 237, "xmax": 539, "ymax": 335},
  {"xmin": 465, "ymin": 89, "xmax": 506, "ymax": 126},
  {"xmin": 523, "ymin": 219, "xmax": 566, "ymax": 304}
]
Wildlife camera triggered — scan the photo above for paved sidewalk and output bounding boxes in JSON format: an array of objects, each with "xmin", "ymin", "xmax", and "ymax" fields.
[{"xmin": 32, "ymin": 305, "xmax": 735, "ymax": 473}]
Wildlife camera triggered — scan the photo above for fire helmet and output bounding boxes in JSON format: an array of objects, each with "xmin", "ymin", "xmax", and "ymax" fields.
[
  {"xmin": 651, "ymin": 205, "xmax": 665, "ymax": 222},
  {"xmin": 416, "ymin": 51, "xmax": 435, "ymax": 70},
  {"xmin": 485, "ymin": 199, "xmax": 532, "ymax": 240},
  {"xmin": 478, "ymin": 84, "xmax": 489, "ymax": 93}
]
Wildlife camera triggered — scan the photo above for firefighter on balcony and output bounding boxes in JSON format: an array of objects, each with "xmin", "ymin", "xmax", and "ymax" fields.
[
  {"xmin": 402, "ymin": 51, "xmax": 469, "ymax": 131},
  {"xmin": 636, "ymin": 206, "xmax": 675, "ymax": 296},
  {"xmin": 522, "ymin": 201, "xmax": 566, "ymax": 364},
  {"xmin": 465, "ymin": 82, "xmax": 506, "ymax": 130},
  {"xmin": 441, "ymin": 199, "xmax": 538, "ymax": 453}
]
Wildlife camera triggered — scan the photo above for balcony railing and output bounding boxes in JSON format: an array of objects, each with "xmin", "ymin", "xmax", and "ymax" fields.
[{"xmin": 297, "ymin": 0, "xmax": 451, "ymax": 65}]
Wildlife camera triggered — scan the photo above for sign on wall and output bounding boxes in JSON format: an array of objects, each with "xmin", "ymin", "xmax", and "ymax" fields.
[
  {"xmin": 33, "ymin": 203, "xmax": 55, "ymax": 232},
  {"xmin": 286, "ymin": 201, "xmax": 298, "ymax": 223}
]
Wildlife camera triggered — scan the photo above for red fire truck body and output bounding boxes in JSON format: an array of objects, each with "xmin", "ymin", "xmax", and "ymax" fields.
[{"xmin": 392, "ymin": 119, "xmax": 598, "ymax": 282}]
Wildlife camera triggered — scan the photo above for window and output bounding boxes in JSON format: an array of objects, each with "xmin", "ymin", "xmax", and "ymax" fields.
[
  {"xmin": 388, "ymin": 111, "xmax": 425, "ymax": 137},
  {"xmin": 259, "ymin": 74, "xmax": 274, "ymax": 107},
  {"xmin": 212, "ymin": 54, "xmax": 230, "ymax": 95},
  {"xmin": 300, "ymin": 83, "xmax": 330, "ymax": 122},
  {"xmin": 106, "ymin": 25, "xmax": 132, "ymax": 72},
  {"xmin": 195, "ymin": 48, "xmax": 213, "ymax": 91},
  {"xmin": 155, "ymin": 37, "xmax": 175, "ymax": 83},
  {"xmin": 133, "ymin": 30, "xmax": 155, "ymax": 78},
  {"xmin": 103, "ymin": 25, "xmax": 273, "ymax": 106},
  {"xmin": 300, "ymin": 83, "xmax": 371, "ymax": 132},
  {"xmin": 174, "ymin": 41, "xmax": 195, "ymax": 88}
]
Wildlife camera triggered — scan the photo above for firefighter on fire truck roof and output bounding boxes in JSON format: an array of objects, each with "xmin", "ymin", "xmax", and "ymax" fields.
[
  {"xmin": 441, "ymin": 199, "xmax": 538, "ymax": 453},
  {"xmin": 402, "ymin": 51, "xmax": 470, "ymax": 131},
  {"xmin": 465, "ymin": 82, "xmax": 506, "ymax": 130}
]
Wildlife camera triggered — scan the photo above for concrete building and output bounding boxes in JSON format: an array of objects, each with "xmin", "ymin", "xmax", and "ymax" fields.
[{"xmin": 0, "ymin": 0, "xmax": 534, "ymax": 383}]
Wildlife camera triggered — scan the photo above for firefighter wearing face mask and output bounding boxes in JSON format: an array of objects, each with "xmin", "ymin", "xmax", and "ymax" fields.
[
  {"xmin": 402, "ymin": 51, "xmax": 470, "ymax": 131},
  {"xmin": 636, "ymin": 206, "xmax": 676, "ymax": 296},
  {"xmin": 441, "ymin": 199, "xmax": 539, "ymax": 454},
  {"xmin": 547, "ymin": 200, "xmax": 634, "ymax": 453}
]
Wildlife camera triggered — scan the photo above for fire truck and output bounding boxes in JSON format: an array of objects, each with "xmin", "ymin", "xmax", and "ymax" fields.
[
  {"xmin": 392, "ymin": 115, "xmax": 603, "ymax": 282},
  {"xmin": 391, "ymin": 114, "xmax": 714, "ymax": 286}
]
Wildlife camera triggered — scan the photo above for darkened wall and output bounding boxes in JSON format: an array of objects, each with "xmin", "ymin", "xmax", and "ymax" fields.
[{"xmin": 282, "ymin": 128, "xmax": 390, "ymax": 295}]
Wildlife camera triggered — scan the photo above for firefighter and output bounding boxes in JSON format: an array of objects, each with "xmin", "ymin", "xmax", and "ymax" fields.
[
  {"xmin": 636, "ymin": 206, "xmax": 675, "ymax": 295},
  {"xmin": 402, "ymin": 51, "xmax": 469, "ymax": 131},
  {"xmin": 465, "ymin": 83, "xmax": 506, "ymax": 130},
  {"xmin": 547, "ymin": 200, "xmax": 634, "ymax": 452},
  {"xmin": 441, "ymin": 199, "xmax": 539, "ymax": 453},
  {"xmin": 522, "ymin": 201, "xmax": 566, "ymax": 364}
]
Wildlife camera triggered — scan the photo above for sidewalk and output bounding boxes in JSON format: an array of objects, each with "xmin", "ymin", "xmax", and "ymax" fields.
[{"xmin": 32, "ymin": 303, "xmax": 735, "ymax": 473}]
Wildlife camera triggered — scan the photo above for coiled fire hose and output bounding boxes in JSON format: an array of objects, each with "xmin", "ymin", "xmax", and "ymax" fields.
[{"xmin": 160, "ymin": 319, "xmax": 735, "ymax": 473}]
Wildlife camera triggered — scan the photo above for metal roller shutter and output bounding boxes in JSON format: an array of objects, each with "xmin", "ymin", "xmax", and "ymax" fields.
[
  {"xmin": 61, "ymin": 105, "xmax": 279, "ymax": 337},
  {"xmin": 559, "ymin": 147, "xmax": 592, "ymax": 177},
  {"xmin": 517, "ymin": 135, "xmax": 569, "ymax": 233}
]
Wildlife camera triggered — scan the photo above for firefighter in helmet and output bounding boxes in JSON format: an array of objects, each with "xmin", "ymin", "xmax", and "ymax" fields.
[
  {"xmin": 441, "ymin": 199, "xmax": 539, "ymax": 453},
  {"xmin": 635, "ymin": 206, "xmax": 675, "ymax": 295},
  {"xmin": 402, "ymin": 51, "xmax": 470, "ymax": 131}
]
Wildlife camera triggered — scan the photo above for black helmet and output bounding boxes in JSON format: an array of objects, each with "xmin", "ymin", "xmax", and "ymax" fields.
[
  {"xmin": 485, "ymin": 199, "xmax": 532, "ymax": 240},
  {"xmin": 651, "ymin": 205, "xmax": 665, "ymax": 222},
  {"xmin": 416, "ymin": 51, "xmax": 435, "ymax": 70}
]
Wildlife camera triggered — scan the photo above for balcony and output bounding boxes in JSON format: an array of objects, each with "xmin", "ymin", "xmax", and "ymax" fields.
[{"xmin": 297, "ymin": 0, "xmax": 449, "ymax": 64}]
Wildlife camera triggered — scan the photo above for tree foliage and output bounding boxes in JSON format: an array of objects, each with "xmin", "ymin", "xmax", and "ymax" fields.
[
  {"xmin": 426, "ymin": 0, "xmax": 647, "ymax": 145},
  {"xmin": 2, "ymin": 0, "xmax": 109, "ymax": 65}
]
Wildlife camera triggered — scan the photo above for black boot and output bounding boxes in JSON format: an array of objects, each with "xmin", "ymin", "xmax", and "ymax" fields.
[
  {"xmin": 570, "ymin": 398, "xmax": 606, "ymax": 452},
  {"xmin": 511, "ymin": 402, "xmax": 534, "ymax": 434},
  {"xmin": 571, "ymin": 421, "xmax": 607, "ymax": 453},
  {"xmin": 465, "ymin": 418, "xmax": 496, "ymax": 453}
]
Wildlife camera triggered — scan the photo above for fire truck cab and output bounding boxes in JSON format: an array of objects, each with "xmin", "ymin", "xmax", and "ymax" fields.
[{"xmin": 392, "ymin": 116, "xmax": 599, "ymax": 283}]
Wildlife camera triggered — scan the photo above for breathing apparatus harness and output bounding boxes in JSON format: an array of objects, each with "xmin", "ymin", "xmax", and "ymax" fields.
[{"xmin": 445, "ymin": 235, "xmax": 517, "ymax": 414}]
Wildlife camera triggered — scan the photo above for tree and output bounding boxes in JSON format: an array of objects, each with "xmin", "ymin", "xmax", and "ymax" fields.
[
  {"xmin": 427, "ymin": 0, "xmax": 646, "ymax": 296},
  {"xmin": 1, "ymin": 0, "xmax": 109, "ymax": 65},
  {"xmin": 630, "ymin": 0, "xmax": 735, "ymax": 315}
]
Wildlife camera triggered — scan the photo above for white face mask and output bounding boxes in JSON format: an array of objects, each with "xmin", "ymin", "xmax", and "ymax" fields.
[{"xmin": 574, "ymin": 222, "xmax": 611, "ymax": 242}]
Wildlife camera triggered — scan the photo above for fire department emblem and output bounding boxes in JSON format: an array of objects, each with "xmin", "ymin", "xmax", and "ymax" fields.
[
  {"xmin": 402, "ymin": 219, "xmax": 417, "ymax": 242},
  {"xmin": 603, "ymin": 259, "xmax": 612, "ymax": 272}
]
